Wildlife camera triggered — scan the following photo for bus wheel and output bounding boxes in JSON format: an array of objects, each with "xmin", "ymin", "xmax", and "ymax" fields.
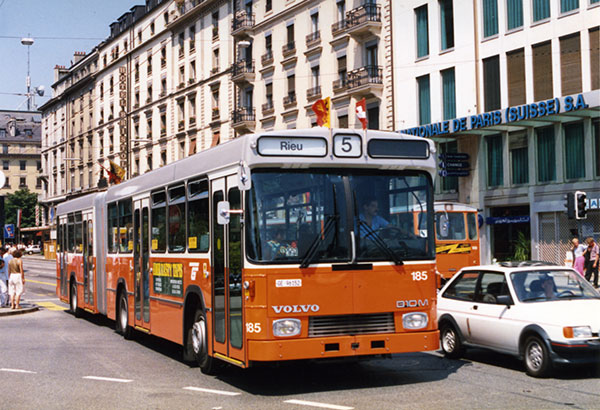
[
  {"xmin": 440, "ymin": 323, "xmax": 463, "ymax": 359},
  {"xmin": 70, "ymin": 281, "xmax": 81, "ymax": 318},
  {"xmin": 187, "ymin": 309, "xmax": 217, "ymax": 375},
  {"xmin": 117, "ymin": 291, "xmax": 133, "ymax": 340}
]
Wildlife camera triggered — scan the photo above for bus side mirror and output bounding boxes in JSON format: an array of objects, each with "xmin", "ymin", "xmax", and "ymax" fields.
[
  {"xmin": 238, "ymin": 161, "xmax": 251, "ymax": 191},
  {"xmin": 217, "ymin": 201, "xmax": 230, "ymax": 225}
]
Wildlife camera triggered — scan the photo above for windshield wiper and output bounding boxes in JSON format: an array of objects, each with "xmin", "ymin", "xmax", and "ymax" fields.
[
  {"xmin": 352, "ymin": 192, "xmax": 403, "ymax": 265},
  {"xmin": 300, "ymin": 185, "xmax": 340, "ymax": 268}
]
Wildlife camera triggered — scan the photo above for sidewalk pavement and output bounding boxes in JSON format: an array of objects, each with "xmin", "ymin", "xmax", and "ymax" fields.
[{"xmin": 0, "ymin": 302, "xmax": 38, "ymax": 317}]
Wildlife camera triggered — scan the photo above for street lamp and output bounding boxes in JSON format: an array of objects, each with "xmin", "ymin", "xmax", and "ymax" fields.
[{"xmin": 21, "ymin": 36, "xmax": 34, "ymax": 111}]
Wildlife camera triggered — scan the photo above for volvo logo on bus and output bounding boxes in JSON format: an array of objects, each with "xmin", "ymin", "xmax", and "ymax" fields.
[
  {"xmin": 272, "ymin": 304, "xmax": 320, "ymax": 314},
  {"xmin": 396, "ymin": 299, "xmax": 429, "ymax": 309}
]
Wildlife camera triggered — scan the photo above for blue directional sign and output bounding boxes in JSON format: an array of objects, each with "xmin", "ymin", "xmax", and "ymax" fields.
[{"xmin": 4, "ymin": 224, "xmax": 15, "ymax": 239}]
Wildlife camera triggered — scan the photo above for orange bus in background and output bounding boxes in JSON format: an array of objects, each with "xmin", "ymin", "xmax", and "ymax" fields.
[
  {"xmin": 434, "ymin": 202, "xmax": 480, "ymax": 284},
  {"xmin": 56, "ymin": 128, "xmax": 439, "ymax": 374}
]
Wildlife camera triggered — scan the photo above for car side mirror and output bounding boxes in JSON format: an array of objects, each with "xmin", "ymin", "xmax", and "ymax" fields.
[{"xmin": 496, "ymin": 295, "xmax": 514, "ymax": 307}]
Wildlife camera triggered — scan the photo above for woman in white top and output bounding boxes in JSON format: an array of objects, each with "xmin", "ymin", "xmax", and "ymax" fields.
[{"xmin": 571, "ymin": 237, "xmax": 587, "ymax": 276}]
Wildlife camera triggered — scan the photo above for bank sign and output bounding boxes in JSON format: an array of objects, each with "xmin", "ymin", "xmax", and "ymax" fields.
[{"xmin": 401, "ymin": 93, "xmax": 589, "ymax": 138}]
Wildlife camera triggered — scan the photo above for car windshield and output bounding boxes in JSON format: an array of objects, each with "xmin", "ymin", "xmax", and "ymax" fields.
[
  {"xmin": 246, "ymin": 169, "xmax": 434, "ymax": 264},
  {"xmin": 511, "ymin": 270, "xmax": 600, "ymax": 302}
]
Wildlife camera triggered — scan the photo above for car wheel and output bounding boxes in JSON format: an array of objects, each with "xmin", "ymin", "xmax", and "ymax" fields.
[
  {"xmin": 116, "ymin": 291, "xmax": 133, "ymax": 340},
  {"xmin": 523, "ymin": 336, "xmax": 551, "ymax": 377},
  {"xmin": 185, "ymin": 309, "xmax": 218, "ymax": 375},
  {"xmin": 440, "ymin": 323, "xmax": 464, "ymax": 359}
]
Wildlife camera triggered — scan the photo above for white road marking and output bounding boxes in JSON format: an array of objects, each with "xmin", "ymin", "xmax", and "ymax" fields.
[
  {"xmin": 183, "ymin": 386, "xmax": 241, "ymax": 396},
  {"xmin": 284, "ymin": 399, "xmax": 354, "ymax": 410},
  {"xmin": 83, "ymin": 376, "xmax": 133, "ymax": 383},
  {"xmin": 0, "ymin": 368, "xmax": 37, "ymax": 374}
]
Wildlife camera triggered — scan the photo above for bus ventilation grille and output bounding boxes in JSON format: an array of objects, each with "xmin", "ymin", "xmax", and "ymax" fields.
[{"xmin": 308, "ymin": 313, "xmax": 395, "ymax": 337}]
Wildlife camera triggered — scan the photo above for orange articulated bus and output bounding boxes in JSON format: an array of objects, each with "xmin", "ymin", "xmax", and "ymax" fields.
[
  {"xmin": 56, "ymin": 128, "xmax": 439, "ymax": 374},
  {"xmin": 434, "ymin": 202, "xmax": 481, "ymax": 284}
]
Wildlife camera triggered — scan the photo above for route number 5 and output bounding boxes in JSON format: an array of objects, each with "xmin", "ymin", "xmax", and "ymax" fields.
[{"xmin": 333, "ymin": 135, "xmax": 362, "ymax": 158}]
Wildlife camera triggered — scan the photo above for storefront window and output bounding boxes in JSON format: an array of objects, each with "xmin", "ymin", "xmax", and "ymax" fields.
[
  {"xmin": 536, "ymin": 127, "xmax": 556, "ymax": 182},
  {"xmin": 564, "ymin": 122, "xmax": 584, "ymax": 180}
]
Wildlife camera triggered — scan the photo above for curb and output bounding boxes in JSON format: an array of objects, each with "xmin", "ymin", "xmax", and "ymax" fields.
[{"xmin": 0, "ymin": 304, "xmax": 39, "ymax": 317}]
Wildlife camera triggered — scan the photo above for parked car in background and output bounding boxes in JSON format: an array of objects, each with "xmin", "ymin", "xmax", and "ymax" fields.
[
  {"xmin": 437, "ymin": 262, "xmax": 600, "ymax": 377},
  {"xmin": 25, "ymin": 244, "xmax": 41, "ymax": 254}
]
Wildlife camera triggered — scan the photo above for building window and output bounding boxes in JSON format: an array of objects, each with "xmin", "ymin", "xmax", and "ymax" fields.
[
  {"xmin": 591, "ymin": 28, "xmax": 599, "ymax": 90},
  {"xmin": 532, "ymin": 0, "xmax": 550, "ymax": 21},
  {"xmin": 560, "ymin": 0, "xmax": 579, "ymax": 13},
  {"xmin": 266, "ymin": 0, "xmax": 272, "ymax": 12},
  {"xmin": 20, "ymin": 177, "xmax": 26, "ymax": 187},
  {"xmin": 536, "ymin": 127, "xmax": 556, "ymax": 182},
  {"xmin": 367, "ymin": 104, "xmax": 380, "ymax": 130},
  {"xmin": 564, "ymin": 122, "xmax": 585, "ymax": 180},
  {"xmin": 482, "ymin": 0, "xmax": 498, "ymax": 38},
  {"xmin": 417, "ymin": 75, "xmax": 431, "ymax": 125},
  {"xmin": 441, "ymin": 68, "xmax": 456, "ymax": 120},
  {"xmin": 560, "ymin": 33, "xmax": 582, "ymax": 95},
  {"xmin": 506, "ymin": 0, "xmax": 523, "ymax": 30},
  {"xmin": 509, "ymin": 132, "xmax": 528, "ymax": 185},
  {"xmin": 212, "ymin": 12, "xmax": 219, "ymax": 39},
  {"xmin": 212, "ymin": 48, "xmax": 219, "ymax": 72},
  {"xmin": 415, "ymin": 5, "xmax": 429, "ymax": 58},
  {"xmin": 338, "ymin": 114, "xmax": 348, "ymax": 128},
  {"xmin": 439, "ymin": 0, "xmax": 454, "ymax": 50},
  {"xmin": 20, "ymin": 160, "xmax": 26, "ymax": 171},
  {"xmin": 507, "ymin": 48, "xmax": 525, "ymax": 106},
  {"xmin": 2, "ymin": 160, "xmax": 8, "ymax": 170},
  {"xmin": 483, "ymin": 55, "xmax": 501, "ymax": 111},
  {"xmin": 532, "ymin": 41, "xmax": 553, "ymax": 100},
  {"xmin": 487, "ymin": 134, "xmax": 503, "ymax": 187},
  {"xmin": 439, "ymin": 140, "xmax": 458, "ymax": 191}
]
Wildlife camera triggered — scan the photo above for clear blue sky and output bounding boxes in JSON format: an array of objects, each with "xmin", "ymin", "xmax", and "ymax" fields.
[{"xmin": 0, "ymin": 0, "xmax": 140, "ymax": 110}]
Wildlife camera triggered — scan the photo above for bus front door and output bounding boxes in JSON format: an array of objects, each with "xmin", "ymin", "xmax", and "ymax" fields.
[
  {"xmin": 133, "ymin": 198, "xmax": 151, "ymax": 330},
  {"xmin": 82, "ymin": 211, "xmax": 94, "ymax": 309},
  {"xmin": 211, "ymin": 176, "xmax": 245, "ymax": 366}
]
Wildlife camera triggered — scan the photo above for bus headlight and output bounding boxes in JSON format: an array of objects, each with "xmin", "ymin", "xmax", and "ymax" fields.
[
  {"xmin": 273, "ymin": 319, "xmax": 301, "ymax": 337},
  {"xmin": 402, "ymin": 312, "xmax": 428, "ymax": 330},
  {"xmin": 563, "ymin": 326, "xmax": 592, "ymax": 338}
]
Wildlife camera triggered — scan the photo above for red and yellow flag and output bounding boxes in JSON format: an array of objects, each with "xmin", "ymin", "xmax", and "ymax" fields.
[{"xmin": 311, "ymin": 97, "xmax": 330, "ymax": 128}]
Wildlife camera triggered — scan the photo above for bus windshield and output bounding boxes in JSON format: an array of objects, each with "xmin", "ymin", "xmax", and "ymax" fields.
[{"xmin": 246, "ymin": 169, "xmax": 434, "ymax": 264}]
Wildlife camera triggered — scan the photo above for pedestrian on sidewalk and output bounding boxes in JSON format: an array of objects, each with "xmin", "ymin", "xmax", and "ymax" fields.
[
  {"xmin": 571, "ymin": 237, "xmax": 587, "ymax": 277},
  {"xmin": 8, "ymin": 250, "xmax": 25, "ymax": 310},
  {"xmin": 0, "ymin": 257, "xmax": 7, "ymax": 307},
  {"xmin": 584, "ymin": 237, "xmax": 599, "ymax": 288}
]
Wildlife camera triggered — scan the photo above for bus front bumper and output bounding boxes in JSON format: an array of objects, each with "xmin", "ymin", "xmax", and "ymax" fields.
[{"xmin": 247, "ymin": 330, "xmax": 439, "ymax": 362}]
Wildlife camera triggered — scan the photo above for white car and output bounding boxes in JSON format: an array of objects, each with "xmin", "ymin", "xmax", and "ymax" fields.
[
  {"xmin": 437, "ymin": 262, "xmax": 600, "ymax": 377},
  {"xmin": 25, "ymin": 244, "xmax": 41, "ymax": 254}
]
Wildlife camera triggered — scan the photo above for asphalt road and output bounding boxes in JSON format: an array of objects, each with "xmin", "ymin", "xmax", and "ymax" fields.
[{"xmin": 1, "ymin": 257, "xmax": 598, "ymax": 409}]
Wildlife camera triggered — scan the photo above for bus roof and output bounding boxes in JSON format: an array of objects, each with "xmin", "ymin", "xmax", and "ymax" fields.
[{"xmin": 434, "ymin": 202, "xmax": 478, "ymax": 213}]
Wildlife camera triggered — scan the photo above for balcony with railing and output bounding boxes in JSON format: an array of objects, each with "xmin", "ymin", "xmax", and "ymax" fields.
[
  {"xmin": 332, "ymin": 75, "xmax": 348, "ymax": 94},
  {"xmin": 232, "ymin": 12, "xmax": 255, "ymax": 36},
  {"xmin": 346, "ymin": 4, "xmax": 381, "ymax": 36},
  {"xmin": 305, "ymin": 31, "xmax": 321, "ymax": 49},
  {"xmin": 231, "ymin": 59, "xmax": 255, "ymax": 83},
  {"xmin": 347, "ymin": 65, "xmax": 383, "ymax": 95},
  {"xmin": 262, "ymin": 100, "xmax": 274, "ymax": 116},
  {"xmin": 283, "ymin": 92, "xmax": 297, "ymax": 109},
  {"xmin": 211, "ymin": 108, "xmax": 220, "ymax": 121},
  {"xmin": 282, "ymin": 41, "xmax": 296, "ymax": 58},
  {"xmin": 231, "ymin": 106, "xmax": 256, "ymax": 130},
  {"xmin": 261, "ymin": 49, "xmax": 273, "ymax": 67},
  {"xmin": 306, "ymin": 85, "xmax": 322, "ymax": 101},
  {"xmin": 331, "ymin": 19, "xmax": 348, "ymax": 37}
]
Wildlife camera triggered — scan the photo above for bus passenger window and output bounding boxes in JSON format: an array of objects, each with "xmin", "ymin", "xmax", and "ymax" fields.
[
  {"xmin": 75, "ymin": 212, "xmax": 83, "ymax": 253},
  {"xmin": 107, "ymin": 203, "xmax": 118, "ymax": 253},
  {"xmin": 467, "ymin": 213, "xmax": 478, "ymax": 240},
  {"xmin": 68, "ymin": 214, "xmax": 75, "ymax": 253},
  {"xmin": 187, "ymin": 179, "xmax": 209, "ymax": 253},
  {"xmin": 119, "ymin": 200, "xmax": 133, "ymax": 252},
  {"xmin": 151, "ymin": 190, "xmax": 167, "ymax": 252},
  {"xmin": 168, "ymin": 185, "xmax": 186, "ymax": 253}
]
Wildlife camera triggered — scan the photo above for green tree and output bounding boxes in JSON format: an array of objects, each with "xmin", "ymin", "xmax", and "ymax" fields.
[{"xmin": 5, "ymin": 188, "xmax": 38, "ymax": 228}]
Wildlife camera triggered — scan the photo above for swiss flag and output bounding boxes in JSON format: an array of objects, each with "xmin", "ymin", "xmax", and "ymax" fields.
[{"xmin": 356, "ymin": 98, "xmax": 367, "ymax": 130}]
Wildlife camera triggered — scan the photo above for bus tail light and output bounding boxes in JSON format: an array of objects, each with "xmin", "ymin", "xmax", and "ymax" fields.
[
  {"xmin": 402, "ymin": 312, "xmax": 428, "ymax": 330},
  {"xmin": 273, "ymin": 319, "xmax": 301, "ymax": 337}
]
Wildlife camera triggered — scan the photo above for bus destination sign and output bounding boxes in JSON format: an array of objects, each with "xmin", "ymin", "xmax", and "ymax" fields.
[{"xmin": 257, "ymin": 136, "xmax": 327, "ymax": 157}]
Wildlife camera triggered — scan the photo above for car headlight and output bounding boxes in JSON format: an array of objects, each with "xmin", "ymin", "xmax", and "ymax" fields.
[
  {"xmin": 563, "ymin": 326, "xmax": 592, "ymax": 338},
  {"xmin": 273, "ymin": 319, "xmax": 301, "ymax": 337},
  {"xmin": 402, "ymin": 312, "xmax": 428, "ymax": 330}
]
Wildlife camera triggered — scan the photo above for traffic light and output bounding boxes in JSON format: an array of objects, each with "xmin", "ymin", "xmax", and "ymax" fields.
[
  {"xmin": 575, "ymin": 191, "xmax": 587, "ymax": 220},
  {"xmin": 564, "ymin": 192, "xmax": 575, "ymax": 219}
]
